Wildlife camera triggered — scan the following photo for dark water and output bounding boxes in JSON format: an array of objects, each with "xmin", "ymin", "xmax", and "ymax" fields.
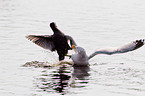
[
  {"xmin": 0, "ymin": 0, "xmax": 145, "ymax": 96},
  {"xmin": 35, "ymin": 65, "xmax": 89, "ymax": 95}
]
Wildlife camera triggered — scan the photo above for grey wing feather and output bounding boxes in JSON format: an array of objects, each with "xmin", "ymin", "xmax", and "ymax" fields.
[
  {"xmin": 117, "ymin": 39, "xmax": 144, "ymax": 52},
  {"xmin": 26, "ymin": 35, "xmax": 55, "ymax": 51},
  {"xmin": 65, "ymin": 35, "xmax": 77, "ymax": 46},
  {"xmin": 88, "ymin": 39, "xmax": 145, "ymax": 60}
]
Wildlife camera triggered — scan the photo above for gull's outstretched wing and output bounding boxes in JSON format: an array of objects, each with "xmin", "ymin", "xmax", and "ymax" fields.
[
  {"xmin": 65, "ymin": 35, "xmax": 77, "ymax": 46},
  {"xmin": 88, "ymin": 39, "xmax": 145, "ymax": 60},
  {"xmin": 26, "ymin": 35, "xmax": 55, "ymax": 51}
]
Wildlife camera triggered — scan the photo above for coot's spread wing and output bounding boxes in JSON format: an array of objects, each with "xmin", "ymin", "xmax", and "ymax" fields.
[{"xmin": 26, "ymin": 35, "xmax": 55, "ymax": 51}]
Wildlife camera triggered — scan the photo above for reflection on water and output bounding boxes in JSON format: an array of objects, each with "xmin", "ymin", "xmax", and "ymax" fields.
[
  {"xmin": 32, "ymin": 62, "xmax": 90, "ymax": 95},
  {"xmin": 73, "ymin": 66, "xmax": 90, "ymax": 80},
  {"xmin": 36, "ymin": 65, "xmax": 71, "ymax": 94}
]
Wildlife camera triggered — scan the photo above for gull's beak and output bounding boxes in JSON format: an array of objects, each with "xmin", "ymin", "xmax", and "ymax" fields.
[
  {"xmin": 72, "ymin": 45, "xmax": 77, "ymax": 53},
  {"xmin": 72, "ymin": 45, "xmax": 75, "ymax": 49}
]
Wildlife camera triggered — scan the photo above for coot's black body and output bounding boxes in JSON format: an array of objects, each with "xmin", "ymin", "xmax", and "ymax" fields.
[
  {"xmin": 50, "ymin": 22, "xmax": 71, "ymax": 60},
  {"xmin": 26, "ymin": 22, "xmax": 77, "ymax": 61}
]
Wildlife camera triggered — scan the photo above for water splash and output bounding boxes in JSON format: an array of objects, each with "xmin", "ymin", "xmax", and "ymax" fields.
[{"xmin": 23, "ymin": 61, "xmax": 73, "ymax": 68}]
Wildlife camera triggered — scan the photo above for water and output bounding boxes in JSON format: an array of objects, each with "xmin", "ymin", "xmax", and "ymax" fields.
[{"xmin": 0, "ymin": 0, "xmax": 145, "ymax": 96}]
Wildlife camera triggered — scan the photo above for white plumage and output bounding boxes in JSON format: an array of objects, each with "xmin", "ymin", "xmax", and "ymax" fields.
[
  {"xmin": 71, "ymin": 46, "xmax": 89, "ymax": 66},
  {"xmin": 71, "ymin": 39, "xmax": 145, "ymax": 66}
]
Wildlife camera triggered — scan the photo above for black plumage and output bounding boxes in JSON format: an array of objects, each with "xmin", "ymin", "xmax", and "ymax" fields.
[
  {"xmin": 26, "ymin": 22, "xmax": 77, "ymax": 61},
  {"xmin": 133, "ymin": 39, "xmax": 145, "ymax": 50}
]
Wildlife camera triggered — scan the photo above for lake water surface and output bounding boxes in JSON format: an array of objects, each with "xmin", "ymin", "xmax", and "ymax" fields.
[{"xmin": 1, "ymin": 0, "xmax": 145, "ymax": 96}]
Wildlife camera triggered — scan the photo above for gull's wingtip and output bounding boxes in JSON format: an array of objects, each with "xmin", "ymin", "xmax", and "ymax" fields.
[
  {"xmin": 133, "ymin": 39, "xmax": 145, "ymax": 50},
  {"xmin": 135, "ymin": 39, "xmax": 145, "ymax": 43}
]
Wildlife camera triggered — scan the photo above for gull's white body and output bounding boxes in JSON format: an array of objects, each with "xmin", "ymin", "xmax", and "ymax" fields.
[
  {"xmin": 71, "ymin": 39, "xmax": 145, "ymax": 66},
  {"xmin": 71, "ymin": 47, "xmax": 89, "ymax": 66}
]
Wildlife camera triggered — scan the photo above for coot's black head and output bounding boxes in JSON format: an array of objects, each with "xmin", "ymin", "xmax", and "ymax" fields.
[{"xmin": 50, "ymin": 22, "xmax": 57, "ymax": 28}]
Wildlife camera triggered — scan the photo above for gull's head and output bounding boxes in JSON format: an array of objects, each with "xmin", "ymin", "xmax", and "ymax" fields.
[
  {"xmin": 71, "ymin": 45, "xmax": 89, "ymax": 66},
  {"xmin": 72, "ymin": 45, "xmax": 86, "ymax": 55}
]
